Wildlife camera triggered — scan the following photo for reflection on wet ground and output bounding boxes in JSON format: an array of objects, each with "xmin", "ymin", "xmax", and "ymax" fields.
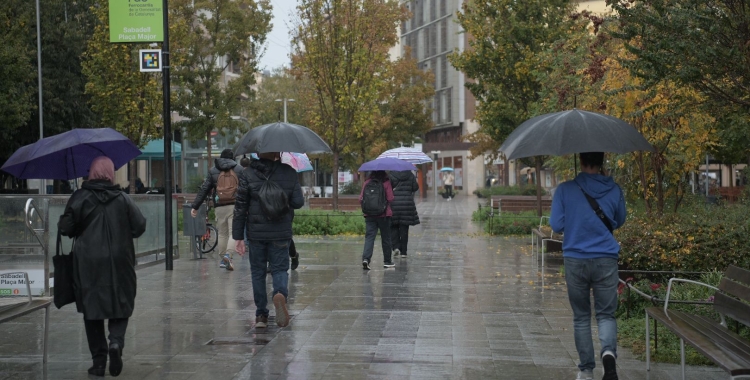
[{"xmin": 0, "ymin": 195, "xmax": 724, "ymax": 379}]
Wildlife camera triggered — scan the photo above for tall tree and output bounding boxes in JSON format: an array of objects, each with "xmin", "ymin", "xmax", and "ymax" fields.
[
  {"xmin": 449, "ymin": 0, "xmax": 576, "ymax": 215},
  {"xmin": 290, "ymin": 0, "xmax": 408, "ymax": 210},
  {"xmin": 608, "ymin": 0, "xmax": 750, "ymax": 168},
  {"xmin": 246, "ymin": 68, "xmax": 310, "ymax": 127},
  {"xmin": 83, "ymin": 0, "xmax": 162, "ymax": 191},
  {"xmin": 348, "ymin": 51, "xmax": 434, "ymax": 171},
  {"xmin": 0, "ymin": 2, "xmax": 37, "ymax": 171},
  {"xmin": 170, "ymin": 0, "xmax": 272, "ymax": 160}
]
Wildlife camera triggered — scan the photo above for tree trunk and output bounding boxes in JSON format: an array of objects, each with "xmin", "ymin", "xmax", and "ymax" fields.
[
  {"xmin": 129, "ymin": 160, "xmax": 137, "ymax": 194},
  {"xmin": 535, "ymin": 156, "xmax": 543, "ymax": 217},
  {"xmin": 638, "ymin": 151, "xmax": 651, "ymax": 214},
  {"xmin": 502, "ymin": 154, "xmax": 510, "ymax": 186},
  {"xmin": 206, "ymin": 130, "xmax": 212, "ymax": 163},
  {"xmin": 332, "ymin": 151, "xmax": 339, "ymax": 211}
]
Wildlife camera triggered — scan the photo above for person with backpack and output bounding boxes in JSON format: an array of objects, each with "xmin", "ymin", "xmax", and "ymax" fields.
[
  {"xmin": 388, "ymin": 170, "xmax": 420, "ymax": 258},
  {"xmin": 191, "ymin": 148, "xmax": 242, "ymax": 271},
  {"xmin": 360, "ymin": 170, "xmax": 396, "ymax": 269},
  {"xmin": 232, "ymin": 152, "xmax": 304, "ymax": 328}
]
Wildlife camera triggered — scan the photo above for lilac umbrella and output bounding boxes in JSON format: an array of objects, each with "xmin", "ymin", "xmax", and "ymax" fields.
[
  {"xmin": 358, "ymin": 157, "xmax": 417, "ymax": 172},
  {"xmin": 1, "ymin": 128, "xmax": 142, "ymax": 180}
]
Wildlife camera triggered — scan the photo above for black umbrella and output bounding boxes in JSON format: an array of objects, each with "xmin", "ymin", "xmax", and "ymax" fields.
[
  {"xmin": 233, "ymin": 122, "xmax": 331, "ymax": 155},
  {"xmin": 499, "ymin": 109, "xmax": 654, "ymax": 160}
]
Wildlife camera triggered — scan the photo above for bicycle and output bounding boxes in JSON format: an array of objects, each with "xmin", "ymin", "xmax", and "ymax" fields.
[{"xmin": 195, "ymin": 204, "xmax": 218, "ymax": 254}]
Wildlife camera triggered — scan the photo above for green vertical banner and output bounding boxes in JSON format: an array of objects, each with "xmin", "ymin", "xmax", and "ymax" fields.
[{"xmin": 109, "ymin": 0, "xmax": 164, "ymax": 43}]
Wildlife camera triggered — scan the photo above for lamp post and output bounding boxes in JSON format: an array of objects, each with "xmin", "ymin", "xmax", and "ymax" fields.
[
  {"xmin": 431, "ymin": 151, "xmax": 440, "ymax": 199},
  {"xmin": 275, "ymin": 98, "xmax": 295, "ymax": 123}
]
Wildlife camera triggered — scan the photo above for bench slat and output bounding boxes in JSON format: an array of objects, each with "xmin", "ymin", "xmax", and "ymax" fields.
[
  {"xmin": 647, "ymin": 308, "xmax": 750, "ymax": 375},
  {"xmin": 725, "ymin": 265, "xmax": 750, "ymax": 288},
  {"xmin": 714, "ymin": 292, "xmax": 750, "ymax": 328},
  {"xmin": 718, "ymin": 277, "xmax": 750, "ymax": 304}
]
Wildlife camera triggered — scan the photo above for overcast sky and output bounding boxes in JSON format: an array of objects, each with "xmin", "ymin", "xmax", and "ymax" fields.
[{"xmin": 258, "ymin": 0, "xmax": 297, "ymax": 71}]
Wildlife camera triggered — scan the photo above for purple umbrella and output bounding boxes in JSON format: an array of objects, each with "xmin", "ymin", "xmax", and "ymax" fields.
[
  {"xmin": 1, "ymin": 128, "xmax": 142, "ymax": 180},
  {"xmin": 358, "ymin": 157, "xmax": 417, "ymax": 172}
]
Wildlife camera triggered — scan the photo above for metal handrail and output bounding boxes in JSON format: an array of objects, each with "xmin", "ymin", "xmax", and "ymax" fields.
[{"xmin": 24, "ymin": 198, "xmax": 45, "ymax": 250}]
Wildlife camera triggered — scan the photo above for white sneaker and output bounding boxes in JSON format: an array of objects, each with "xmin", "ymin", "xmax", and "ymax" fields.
[{"xmin": 576, "ymin": 370, "xmax": 593, "ymax": 380}]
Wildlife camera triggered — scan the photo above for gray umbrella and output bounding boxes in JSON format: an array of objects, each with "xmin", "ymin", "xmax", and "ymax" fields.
[
  {"xmin": 233, "ymin": 122, "xmax": 332, "ymax": 155},
  {"xmin": 499, "ymin": 109, "xmax": 654, "ymax": 159}
]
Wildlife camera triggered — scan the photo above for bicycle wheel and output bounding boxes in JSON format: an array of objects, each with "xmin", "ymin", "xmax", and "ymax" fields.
[{"xmin": 200, "ymin": 225, "xmax": 219, "ymax": 253}]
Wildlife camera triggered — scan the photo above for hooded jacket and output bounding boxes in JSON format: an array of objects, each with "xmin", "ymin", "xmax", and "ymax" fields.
[
  {"xmin": 58, "ymin": 180, "xmax": 147, "ymax": 320},
  {"xmin": 389, "ymin": 170, "xmax": 420, "ymax": 226},
  {"xmin": 550, "ymin": 172, "xmax": 626, "ymax": 259},
  {"xmin": 232, "ymin": 159, "xmax": 304, "ymax": 241},
  {"xmin": 191, "ymin": 157, "xmax": 242, "ymax": 209}
]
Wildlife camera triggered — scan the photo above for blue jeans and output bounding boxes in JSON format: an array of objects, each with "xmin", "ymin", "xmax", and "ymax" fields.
[
  {"xmin": 248, "ymin": 239, "xmax": 290, "ymax": 317},
  {"xmin": 362, "ymin": 217, "xmax": 392, "ymax": 263},
  {"xmin": 564, "ymin": 257, "xmax": 619, "ymax": 372}
]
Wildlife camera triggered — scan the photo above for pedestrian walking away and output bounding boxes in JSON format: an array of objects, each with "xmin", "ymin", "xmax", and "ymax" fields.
[
  {"xmin": 442, "ymin": 170, "xmax": 454, "ymax": 200},
  {"xmin": 191, "ymin": 148, "xmax": 242, "ymax": 271},
  {"xmin": 360, "ymin": 170, "xmax": 395, "ymax": 269},
  {"xmin": 388, "ymin": 170, "xmax": 420, "ymax": 258},
  {"xmin": 550, "ymin": 152, "xmax": 626, "ymax": 380},
  {"xmin": 57, "ymin": 156, "xmax": 147, "ymax": 377},
  {"xmin": 233, "ymin": 152, "xmax": 304, "ymax": 328}
]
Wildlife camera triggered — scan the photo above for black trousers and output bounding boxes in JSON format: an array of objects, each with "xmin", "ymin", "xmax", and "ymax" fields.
[
  {"xmin": 84, "ymin": 318, "xmax": 128, "ymax": 366},
  {"xmin": 390, "ymin": 224, "xmax": 410, "ymax": 255}
]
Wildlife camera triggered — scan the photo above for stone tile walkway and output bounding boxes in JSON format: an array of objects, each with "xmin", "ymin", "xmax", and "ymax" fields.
[{"xmin": 0, "ymin": 194, "xmax": 725, "ymax": 379}]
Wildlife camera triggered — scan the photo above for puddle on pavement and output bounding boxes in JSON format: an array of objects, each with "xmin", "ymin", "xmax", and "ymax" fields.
[{"xmin": 205, "ymin": 337, "xmax": 270, "ymax": 346}]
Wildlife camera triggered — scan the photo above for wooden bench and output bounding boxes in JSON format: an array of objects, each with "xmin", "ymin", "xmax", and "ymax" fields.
[
  {"xmin": 645, "ymin": 265, "xmax": 750, "ymax": 379},
  {"xmin": 490, "ymin": 195, "xmax": 552, "ymax": 214},
  {"xmin": 530, "ymin": 216, "xmax": 562, "ymax": 268},
  {"xmin": 0, "ymin": 273, "xmax": 52, "ymax": 365},
  {"xmin": 308, "ymin": 196, "xmax": 362, "ymax": 212}
]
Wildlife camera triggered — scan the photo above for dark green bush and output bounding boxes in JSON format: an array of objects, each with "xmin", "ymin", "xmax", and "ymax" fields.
[
  {"xmin": 339, "ymin": 181, "xmax": 361, "ymax": 195},
  {"xmin": 617, "ymin": 199, "xmax": 750, "ymax": 272},
  {"xmin": 293, "ymin": 209, "xmax": 364, "ymax": 235},
  {"xmin": 477, "ymin": 185, "xmax": 543, "ymax": 198}
]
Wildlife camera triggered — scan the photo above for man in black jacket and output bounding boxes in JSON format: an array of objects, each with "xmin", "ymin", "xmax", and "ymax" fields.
[
  {"xmin": 191, "ymin": 148, "xmax": 242, "ymax": 271},
  {"xmin": 389, "ymin": 170, "xmax": 420, "ymax": 258},
  {"xmin": 233, "ymin": 152, "xmax": 304, "ymax": 328}
]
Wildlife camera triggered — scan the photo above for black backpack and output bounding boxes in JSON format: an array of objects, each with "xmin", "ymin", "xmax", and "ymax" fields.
[
  {"xmin": 361, "ymin": 178, "xmax": 387, "ymax": 215},
  {"xmin": 257, "ymin": 165, "xmax": 289, "ymax": 221}
]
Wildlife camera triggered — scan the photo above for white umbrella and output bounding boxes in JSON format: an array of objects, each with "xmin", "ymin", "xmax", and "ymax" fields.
[{"xmin": 376, "ymin": 147, "xmax": 433, "ymax": 164}]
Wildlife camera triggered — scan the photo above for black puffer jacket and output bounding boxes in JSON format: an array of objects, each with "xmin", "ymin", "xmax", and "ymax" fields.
[
  {"xmin": 191, "ymin": 157, "xmax": 242, "ymax": 209},
  {"xmin": 58, "ymin": 180, "xmax": 147, "ymax": 320},
  {"xmin": 232, "ymin": 159, "xmax": 304, "ymax": 241},
  {"xmin": 389, "ymin": 170, "xmax": 420, "ymax": 226}
]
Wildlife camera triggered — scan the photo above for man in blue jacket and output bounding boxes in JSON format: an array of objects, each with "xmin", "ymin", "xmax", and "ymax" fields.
[
  {"xmin": 550, "ymin": 152, "xmax": 626, "ymax": 380},
  {"xmin": 233, "ymin": 152, "xmax": 304, "ymax": 329}
]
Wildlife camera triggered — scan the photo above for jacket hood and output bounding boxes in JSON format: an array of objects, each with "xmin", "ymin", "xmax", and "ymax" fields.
[
  {"xmin": 215, "ymin": 158, "xmax": 238, "ymax": 171},
  {"xmin": 250, "ymin": 158, "xmax": 275, "ymax": 177},
  {"xmin": 389, "ymin": 170, "xmax": 413, "ymax": 185},
  {"xmin": 82, "ymin": 180, "xmax": 122, "ymax": 204},
  {"xmin": 575, "ymin": 172, "xmax": 617, "ymax": 199}
]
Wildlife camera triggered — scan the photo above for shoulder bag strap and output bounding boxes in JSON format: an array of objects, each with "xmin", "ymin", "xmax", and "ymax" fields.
[{"xmin": 575, "ymin": 181, "xmax": 614, "ymax": 234}]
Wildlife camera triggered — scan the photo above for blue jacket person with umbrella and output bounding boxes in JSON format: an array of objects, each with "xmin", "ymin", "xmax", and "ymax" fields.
[
  {"xmin": 550, "ymin": 152, "xmax": 626, "ymax": 380},
  {"xmin": 58, "ymin": 156, "xmax": 147, "ymax": 377}
]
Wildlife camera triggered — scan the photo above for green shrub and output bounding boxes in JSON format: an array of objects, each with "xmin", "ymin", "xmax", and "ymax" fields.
[
  {"xmin": 293, "ymin": 209, "xmax": 364, "ymax": 235},
  {"xmin": 477, "ymin": 185, "xmax": 543, "ymax": 198},
  {"xmin": 617, "ymin": 199, "xmax": 750, "ymax": 272},
  {"xmin": 339, "ymin": 181, "xmax": 361, "ymax": 195}
]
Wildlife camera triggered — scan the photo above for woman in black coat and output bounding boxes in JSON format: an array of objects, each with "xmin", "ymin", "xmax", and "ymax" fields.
[
  {"xmin": 58, "ymin": 156, "xmax": 146, "ymax": 377},
  {"xmin": 389, "ymin": 170, "xmax": 420, "ymax": 257}
]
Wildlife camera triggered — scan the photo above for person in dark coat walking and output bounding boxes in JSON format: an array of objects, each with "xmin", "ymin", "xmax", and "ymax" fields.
[
  {"xmin": 389, "ymin": 170, "xmax": 420, "ymax": 258},
  {"xmin": 58, "ymin": 156, "xmax": 147, "ymax": 377},
  {"xmin": 233, "ymin": 152, "xmax": 304, "ymax": 328}
]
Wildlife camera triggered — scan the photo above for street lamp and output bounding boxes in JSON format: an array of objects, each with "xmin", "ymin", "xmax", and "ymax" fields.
[{"xmin": 275, "ymin": 98, "xmax": 295, "ymax": 123}]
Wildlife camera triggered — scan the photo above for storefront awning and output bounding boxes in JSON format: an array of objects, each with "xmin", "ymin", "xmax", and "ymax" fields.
[{"xmin": 137, "ymin": 139, "xmax": 182, "ymax": 160}]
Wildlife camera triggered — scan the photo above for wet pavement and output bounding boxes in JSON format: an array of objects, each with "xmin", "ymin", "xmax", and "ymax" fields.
[{"xmin": 0, "ymin": 195, "xmax": 725, "ymax": 379}]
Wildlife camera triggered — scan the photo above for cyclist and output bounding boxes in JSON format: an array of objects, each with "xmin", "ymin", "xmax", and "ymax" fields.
[{"xmin": 191, "ymin": 149, "xmax": 242, "ymax": 270}]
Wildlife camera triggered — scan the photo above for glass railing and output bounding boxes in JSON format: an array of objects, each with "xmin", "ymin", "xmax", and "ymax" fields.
[{"xmin": 0, "ymin": 195, "xmax": 179, "ymax": 296}]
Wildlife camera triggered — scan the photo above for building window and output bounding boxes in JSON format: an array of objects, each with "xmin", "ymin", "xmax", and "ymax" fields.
[
  {"xmin": 445, "ymin": 87, "xmax": 452, "ymax": 123},
  {"xmin": 430, "ymin": 0, "xmax": 436, "ymax": 22},
  {"xmin": 415, "ymin": 0, "xmax": 422, "ymax": 27},
  {"xmin": 441, "ymin": 19, "xmax": 448, "ymax": 53},
  {"xmin": 440, "ymin": 0, "xmax": 446, "ymax": 17},
  {"xmin": 441, "ymin": 55, "xmax": 447, "ymax": 88}
]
